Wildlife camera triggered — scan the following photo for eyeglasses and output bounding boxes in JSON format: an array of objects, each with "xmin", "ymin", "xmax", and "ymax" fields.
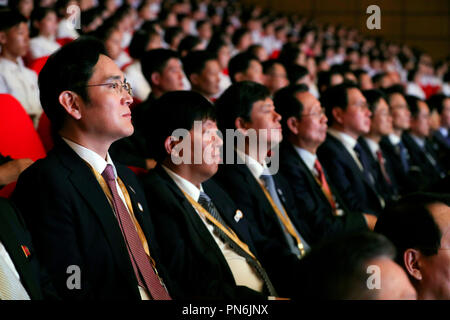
[
  {"xmin": 302, "ymin": 107, "xmax": 325, "ymax": 118},
  {"xmin": 84, "ymin": 80, "xmax": 133, "ymax": 96}
]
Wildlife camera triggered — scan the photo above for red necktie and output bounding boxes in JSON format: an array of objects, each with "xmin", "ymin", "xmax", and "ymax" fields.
[
  {"xmin": 376, "ymin": 150, "xmax": 392, "ymax": 185},
  {"xmin": 314, "ymin": 160, "xmax": 338, "ymax": 213},
  {"xmin": 102, "ymin": 164, "xmax": 171, "ymax": 300}
]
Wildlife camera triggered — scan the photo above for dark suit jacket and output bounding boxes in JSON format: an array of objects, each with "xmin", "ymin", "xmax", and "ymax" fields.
[
  {"xmin": 432, "ymin": 130, "xmax": 450, "ymax": 173},
  {"xmin": 11, "ymin": 139, "xmax": 178, "ymax": 300},
  {"xmin": 402, "ymin": 132, "xmax": 446, "ymax": 191},
  {"xmin": 317, "ymin": 134, "xmax": 383, "ymax": 216},
  {"xmin": 278, "ymin": 141, "xmax": 368, "ymax": 240},
  {"xmin": 139, "ymin": 165, "xmax": 265, "ymax": 300},
  {"xmin": 0, "ymin": 198, "xmax": 58, "ymax": 300},
  {"xmin": 213, "ymin": 151, "xmax": 308, "ymax": 297}
]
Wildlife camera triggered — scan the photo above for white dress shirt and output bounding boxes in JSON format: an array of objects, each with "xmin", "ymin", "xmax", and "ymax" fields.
[
  {"xmin": 29, "ymin": 36, "xmax": 61, "ymax": 60},
  {"xmin": 327, "ymin": 128, "xmax": 363, "ymax": 171},
  {"xmin": 0, "ymin": 57, "xmax": 42, "ymax": 127},
  {"xmin": 57, "ymin": 18, "xmax": 80, "ymax": 40},
  {"xmin": 293, "ymin": 145, "xmax": 317, "ymax": 173},
  {"xmin": 123, "ymin": 60, "xmax": 151, "ymax": 102},
  {"xmin": 363, "ymin": 137, "xmax": 381, "ymax": 160},
  {"xmin": 161, "ymin": 165, "xmax": 264, "ymax": 292}
]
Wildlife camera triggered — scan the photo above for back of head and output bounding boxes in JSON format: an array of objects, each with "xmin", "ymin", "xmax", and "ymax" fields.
[
  {"xmin": 140, "ymin": 48, "xmax": 180, "ymax": 85},
  {"xmin": 39, "ymin": 36, "xmax": 107, "ymax": 132},
  {"xmin": 144, "ymin": 91, "xmax": 216, "ymax": 161},
  {"xmin": 295, "ymin": 231, "xmax": 396, "ymax": 300},
  {"xmin": 215, "ymin": 81, "xmax": 270, "ymax": 132}
]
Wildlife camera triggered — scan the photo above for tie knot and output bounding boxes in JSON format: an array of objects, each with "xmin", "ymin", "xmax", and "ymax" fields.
[
  {"xmin": 101, "ymin": 164, "xmax": 116, "ymax": 182},
  {"xmin": 353, "ymin": 142, "xmax": 363, "ymax": 154},
  {"xmin": 314, "ymin": 159, "xmax": 323, "ymax": 172},
  {"xmin": 198, "ymin": 191, "xmax": 212, "ymax": 206}
]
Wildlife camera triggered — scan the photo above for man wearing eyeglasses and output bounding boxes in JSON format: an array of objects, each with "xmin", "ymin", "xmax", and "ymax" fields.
[
  {"xmin": 11, "ymin": 37, "xmax": 178, "ymax": 300},
  {"xmin": 274, "ymin": 84, "xmax": 372, "ymax": 241},
  {"xmin": 317, "ymin": 82, "xmax": 384, "ymax": 218}
]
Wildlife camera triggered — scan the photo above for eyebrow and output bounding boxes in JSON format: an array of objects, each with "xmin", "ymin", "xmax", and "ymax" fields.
[{"xmin": 103, "ymin": 75, "xmax": 123, "ymax": 82}]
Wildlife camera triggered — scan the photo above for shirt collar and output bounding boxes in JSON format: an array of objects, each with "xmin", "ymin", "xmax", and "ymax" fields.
[
  {"xmin": 439, "ymin": 127, "xmax": 449, "ymax": 137},
  {"xmin": 328, "ymin": 128, "xmax": 358, "ymax": 150},
  {"xmin": 388, "ymin": 133, "xmax": 401, "ymax": 145},
  {"xmin": 62, "ymin": 137, "xmax": 117, "ymax": 177},
  {"xmin": 293, "ymin": 144, "xmax": 317, "ymax": 172},
  {"xmin": 410, "ymin": 133, "xmax": 426, "ymax": 149},
  {"xmin": 235, "ymin": 148, "xmax": 267, "ymax": 180},
  {"xmin": 0, "ymin": 57, "xmax": 25, "ymax": 69},
  {"xmin": 363, "ymin": 137, "xmax": 380, "ymax": 158},
  {"xmin": 161, "ymin": 165, "xmax": 203, "ymax": 202}
]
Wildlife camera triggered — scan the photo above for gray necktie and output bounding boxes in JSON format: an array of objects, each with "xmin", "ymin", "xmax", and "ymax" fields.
[
  {"xmin": 0, "ymin": 255, "xmax": 31, "ymax": 300},
  {"xmin": 198, "ymin": 192, "xmax": 278, "ymax": 296},
  {"xmin": 259, "ymin": 171, "xmax": 310, "ymax": 257}
]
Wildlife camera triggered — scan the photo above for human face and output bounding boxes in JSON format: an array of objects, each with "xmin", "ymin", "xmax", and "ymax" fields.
[
  {"xmin": 243, "ymin": 60, "xmax": 264, "ymax": 85},
  {"xmin": 410, "ymin": 101, "xmax": 430, "ymax": 138},
  {"xmin": 359, "ymin": 73, "xmax": 373, "ymax": 90},
  {"xmin": 441, "ymin": 98, "xmax": 450, "ymax": 128},
  {"xmin": 264, "ymin": 63, "xmax": 289, "ymax": 94},
  {"xmin": 193, "ymin": 60, "xmax": 221, "ymax": 98},
  {"xmin": 296, "ymin": 92, "xmax": 328, "ymax": 152},
  {"xmin": 18, "ymin": 0, "xmax": 34, "ymax": 18},
  {"xmin": 367, "ymin": 257, "xmax": 417, "ymax": 300},
  {"xmin": 198, "ymin": 22, "xmax": 212, "ymax": 41},
  {"xmin": 217, "ymin": 45, "xmax": 231, "ymax": 70},
  {"xmin": 418, "ymin": 203, "xmax": 450, "ymax": 300},
  {"xmin": 0, "ymin": 22, "xmax": 30, "ymax": 59},
  {"xmin": 389, "ymin": 93, "xmax": 411, "ymax": 131},
  {"xmin": 370, "ymin": 98, "xmax": 393, "ymax": 136},
  {"xmin": 38, "ymin": 11, "xmax": 58, "ymax": 38},
  {"xmin": 157, "ymin": 58, "xmax": 185, "ymax": 93},
  {"xmin": 189, "ymin": 119, "xmax": 223, "ymax": 181},
  {"xmin": 79, "ymin": 54, "xmax": 134, "ymax": 143},
  {"xmin": 340, "ymin": 88, "xmax": 371, "ymax": 138},
  {"xmin": 105, "ymin": 29, "xmax": 123, "ymax": 61},
  {"xmin": 245, "ymin": 98, "xmax": 282, "ymax": 151}
]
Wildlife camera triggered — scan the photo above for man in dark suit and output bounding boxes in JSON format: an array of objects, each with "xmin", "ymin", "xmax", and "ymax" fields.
[
  {"xmin": 317, "ymin": 82, "xmax": 384, "ymax": 216},
  {"xmin": 0, "ymin": 198, "xmax": 57, "ymax": 300},
  {"xmin": 110, "ymin": 49, "xmax": 185, "ymax": 169},
  {"xmin": 140, "ymin": 91, "xmax": 273, "ymax": 299},
  {"xmin": 11, "ymin": 37, "xmax": 175, "ymax": 300},
  {"xmin": 213, "ymin": 81, "xmax": 309, "ymax": 297},
  {"xmin": 273, "ymin": 84, "xmax": 372, "ymax": 239},
  {"xmin": 402, "ymin": 95, "xmax": 447, "ymax": 191},
  {"xmin": 427, "ymin": 94, "xmax": 450, "ymax": 173}
]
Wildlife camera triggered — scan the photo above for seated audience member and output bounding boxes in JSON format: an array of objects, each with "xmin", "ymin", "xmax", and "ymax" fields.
[
  {"xmin": 195, "ymin": 19, "xmax": 212, "ymax": 48},
  {"xmin": 140, "ymin": 91, "xmax": 276, "ymax": 299},
  {"xmin": 262, "ymin": 59, "xmax": 289, "ymax": 96},
  {"xmin": 110, "ymin": 49, "xmax": 184, "ymax": 169},
  {"xmin": 230, "ymin": 28, "xmax": 252, "ymax": 57},
  {"xmin": 178, "ymin": 35, "xmax": 204, "ymax": 57},
  {"xmin": 12, "ymin": 37, "xmax": 176, "ymax": 300},
  {"xmin": 0, "ymin": 153, "xmax": 33, "ymax": 189},
  {"xmin": 213, "ymin": 81, "xmax": 311, "ymax": 297},
  {"xmin": 274, "ymin": 84, "xmax": 374, "ymax": 239},
  {"xmin": 183, "ymin": 50, "xmax": 221, "ymax": 102},
  {"xmin": 207, "ymin": 37, "xmax": 232, "ymax": 98},
  {"xmin": 55, "ymin": 0, "xmax": 80, "ymax": 40},
  {"xmin": 406, "ymin": 68, "xmax": 426, "ymax": 100},
  {"xmin": 247, "ymin": 44, "xmax": 268, "ymax": 63},
  {"xmin": 294, "ymin": 231, "xmax": 417, "ymax": 300},
  {"xmin": 375, "ymin": 193, "xmax": 450, "ymax": 300},
  {"xmin": 359, "ymin": 89, "xmax": 400, "ymax": 202},
  {"xmin": 8, "ymin": 0, "xmax": 34, "ymax": 19},
  {"xmin": 0, "ymin": 197, "xmax": 58, "ymax": 300},
  {"xmin": 0, "ymin": 10, "xmax": 42, "ymax": 127},
  {"xmin": 317, "ymin": 69, "xmax": 344, "ymax": 96},
  {"xmin": 372, "ymin": 72, "xmax": 393, "ymax": 90},
  {"xmin": 123, "ymin": 28, "xmax": 162, "ymax": 102},
  {"xmin": 228, "ymin": 52, "xmax": 264, "ymax": 85},
  {"xmin": 354, "ymin": 69, "xmax": 374, "ymax": 90},
  {"xmin": 164, "ymin": 26, "xmax": 183, "ymax": 51},
  {"xmin": 29, "ymin": 7, "xmax": 61, "ymax": 60},
  {"xmin": 317, "ymin": 82, "xmax": 384, "ymax": 216},
  {"xmin": 402, "ymin": 95, "xmax": 447, "ymax": 190},
  {"xmin": 427, "ymin": 94, "xmax": 450, "ymax": 171}
]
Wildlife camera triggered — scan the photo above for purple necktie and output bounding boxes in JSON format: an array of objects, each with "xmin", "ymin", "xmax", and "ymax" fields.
[{"xmin": 102, "ymin": 164, "xmax": 171, "ymax": 300}]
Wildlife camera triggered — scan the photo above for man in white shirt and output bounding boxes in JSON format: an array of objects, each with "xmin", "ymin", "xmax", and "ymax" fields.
[{"xmin": 0, "ymin": 10, "xmax": 42, "ymax": 127}]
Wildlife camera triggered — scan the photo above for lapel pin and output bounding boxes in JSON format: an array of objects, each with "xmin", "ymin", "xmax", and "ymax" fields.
[
  {"xmin": 137, "ymin": 202, "xmax": 144, "ymax": 212},
  {"xmin": 21, "ymin": 245, "xmax": 31, "ymax": 258},
  {"xmin": 234, "ymin": 210, "xmax": 243, "ymax": 222}
]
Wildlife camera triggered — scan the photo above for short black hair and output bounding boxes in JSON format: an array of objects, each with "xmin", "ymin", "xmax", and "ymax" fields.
[
  {"xmin": 30, "ymin": 7, "xmax": 56, "ymax": 37},
  {"xmin": 143, "ymin": 91, "xmax": 216, "ymax": 161},
  {"xmin": 286, "ymin": 64, "xmax": 309, "ymax": 84},
  {"xmin": 38, "ymin": 36, "xmax": 107, "ymax": 132},
  {"xmin": 362, "ymin": 89, "xmax": 387, "ymax": 115},
  {"xmin": 178, "ymin": 35, "xmax": 202, "ymax": 56},
  {"xmin": 405, "ymin": 94, "xmax": 423, "ymax": 118},
  {"xmin": 92, "ymin": 17, "xmax": 118, "ymax": 42},
  {"xmin": 182, "ymin": 50, "xmax": 217, "ymax": 78},
  {"xmin": 164, "ymin": 26, "xmax": 182, "ymax": 48},
  {"xmin": 383, "ymin": 84, "xmax": 405, "ymax": 105},
  {"xmin": 228, "ymin": 52, "xmax": 259, "ymax": 83},
  {"xmin": 231, "ymin": 27, "xmax": 250, "ymax": 47},
  {"xmin": 128, "ymin": 28, "xmax": 159, "ymax": 60},
  {"xmin": 427, "ymin": 93, "xmax": 448, "ymax": 115},
  {"xmin": 294, "ymin": 231, "xmax": 397, "ymax": 300},
  {"xmin": 140, "ymin": 49, "xmax": 180, "ymax": 86},
  {"xmin": 261, "ymin": 59, "xmax": 282, "ymax": 75},
  {"xmin": 321, "ymin": 82, "xmax": 359, "ymax": 126},
  {"xmin": 273, "ymin": 84, "xmax": 309, "ymax": 137},
  {"xmin": 215, "ymin": 81, "xmax": 270, "ymax": 132},
  {"xmin": 0, "ymin": 9, "xmax": 27, "ymax": 32},
  {"xmin": 375, "ymin": 193, "xmax": 450, "ymax": 265}
]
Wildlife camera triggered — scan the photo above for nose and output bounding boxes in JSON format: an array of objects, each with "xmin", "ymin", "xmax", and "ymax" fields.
[
  {"xmin": 273, "ymin": 110, "xmax": 282, "ymax": 122},
  {"xmin": 122, "ymin": 90, "xmax": 133, "ymax": 106}
]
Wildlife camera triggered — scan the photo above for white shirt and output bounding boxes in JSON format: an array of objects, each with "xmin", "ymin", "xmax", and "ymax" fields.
[
  {"xmin": 409, "ymin": 133, "xmax": 426, "ymax": 149},
  {"xmin": 62, "ymin": 137, "xmax": 151, "ymax": 300},
  {"xmin": 235, "ymin": 149, "xmax": 266, "ymax": 181},
  {"xmin": 0, "ymin": 242, "xmax": 21, "ymax": 280},
  {"xmin": 439, "ymin": 127, "xmax": 449, "ymax": 138},
  {"xmin": 327, "ymin": 128, "xmax": 363, "ymax": 171},
  {"xmin": 57, "ymin": 18, "xmax": 80, "ymax": 40},
  {"xmin": 123, "ymin": 61, "xmax": 151, "ymax": 102},
  {"xmin": 114, "ymin": 51, "xmax": 133, "ymax": 70},
  {"xmin": 29, "ymin": 36, "xmax": 61, "ymax": 60},
  {"xmin": 213, "ymin": 71, "xmax": 231, "ymax": 99},
  {"xmin": 293, "ymin": 145, "xmax": 317, "ymax": 173},
  {"xmin": 406, "ymin": 82, "xmax": 426, "ymax": 100},
  {"xmin": 0, "ymin": 57, "xmax": 42, "ymax": 127},
  {"xmin": 161, "ymin": 165, "xmax": 264, "ymax": 293},
  {"xmin": 363, "ymin": 137, "xmax": 381, "ymax": 160},
  {"xmin": 388, "ymin": 133, "xmax": 402, "ymax": 146}
]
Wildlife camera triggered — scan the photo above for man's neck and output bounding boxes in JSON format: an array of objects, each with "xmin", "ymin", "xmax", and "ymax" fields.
[
  {"xmin": 59, "ymin": 129, "xmax": 111, "ymax": 160},
  {"xmin": 330, "ymin": 124, "xmax": 359, "ymax": 140},
  {"xmin": 288, "ymin": 135, "xmax": 317, "ymax": 154},
  {"xmin": 365, "ymin": 132, "xmax": 381, "ymax": 143},
  {"xmin": 0, "ymin": 51, "xmax": 19, "ymax": 63},
  {"xmin": 392, "ymin": 128, "xmax": 403, "ymax": 137},
  {"xmin": 242, "ymin": 142, "xmax": 270, "ymax": 165},
  {"xmin": 162, "ymin": 160, "xmax": 204, "ymax": 189}
]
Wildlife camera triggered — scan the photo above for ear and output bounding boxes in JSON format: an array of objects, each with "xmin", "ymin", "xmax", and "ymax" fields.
[
  {"xmin": 234, "ymin": 72, "xmax": 244, "ymax": 83},
  {"xmin": 234, "ymin": 117, "xmax": 249, "ymax": 134},
  {"xmin": 58, "ymin": 91, "xmax": 82, "ymax": 120},
  {"xmin": 151, "ymin": 72, "xmax": 160, "ymax": 86},
  {"xmin": 404, "ymin": 248, "xmax": 423, "ymax": 281},
  {"xmin": 331, "ymin": 107, "xmax": 344, "ymax": 125},
  {"xmin": 0, "ymin": 31, "xmax": 6, "ymax": 45},
  {"xmin": 286, "ymin": 116, "xmax": 299, "ymax": 135},
  {"xmin": 189, "ymin": 73, "xmax": 199, "ymax": 86},
  {"xmin": 164, "ymin": 135, "xmax": 182, "ymax": 158}
]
